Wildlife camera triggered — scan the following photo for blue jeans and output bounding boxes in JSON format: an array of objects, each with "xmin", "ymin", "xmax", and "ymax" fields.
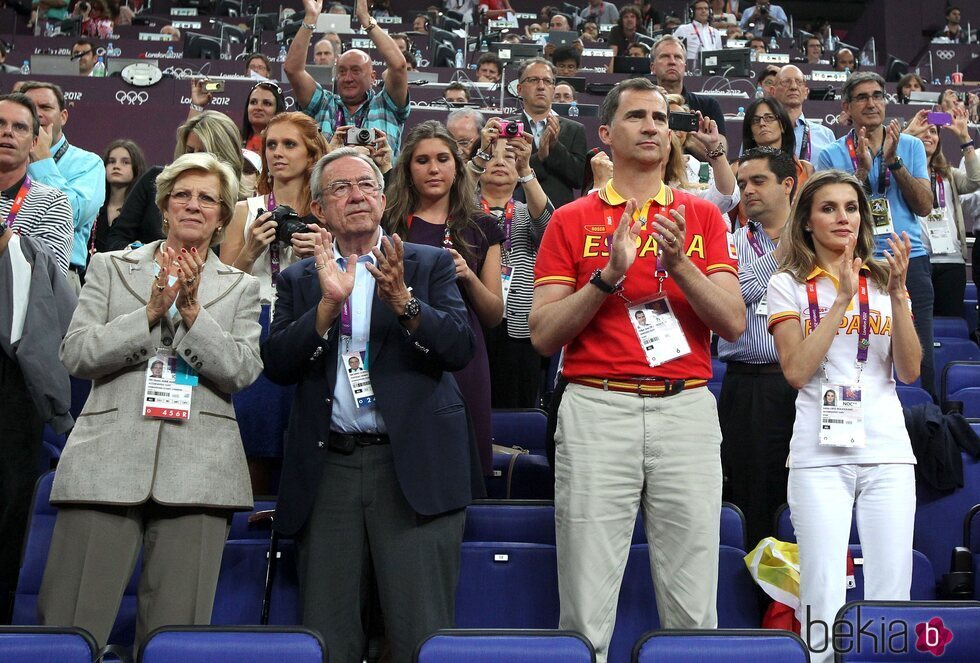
[{"xmin": 906, "ymin": 255, "xmax": 935, "ymax": 397}]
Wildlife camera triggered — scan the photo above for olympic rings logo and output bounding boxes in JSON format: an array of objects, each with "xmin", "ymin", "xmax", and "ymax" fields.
[
  {"xmin": 162, "ymin": 66, "xmax": 194, "ymax": 78},
  {"xmin": 935, "ymin": 50, "xmax": 956, "ymax": 60},
  {"xmin": 116, "ymin": 91, "xmax": 149, "ymax": 105}
]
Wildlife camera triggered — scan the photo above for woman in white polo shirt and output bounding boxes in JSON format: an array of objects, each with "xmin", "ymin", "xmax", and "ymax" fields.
[{"xmin": 766, "ymin": 170, "xmax": 921, "ymax": 663}]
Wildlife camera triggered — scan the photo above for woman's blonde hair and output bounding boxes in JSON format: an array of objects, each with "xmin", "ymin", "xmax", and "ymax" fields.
[
  {"xmin": 155, "ymin": 152, "xmax": 239, "ymax": 246},
  {"xmin": 778, "ymin": 169, "xmax": 889, "ymax": 289},
  {"xmin": 175, "ymin": 111, "xmax": 247, "ymax": 200},
  {"xmin": 256, "ymin": 112, "xmax": 329, "ymax": 216}
]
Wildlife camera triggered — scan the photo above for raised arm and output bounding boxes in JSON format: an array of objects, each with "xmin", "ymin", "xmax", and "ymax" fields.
[
  {"xmin": 357, "ymin": 0, "xmax": 408, "ymax": 108},
  {"xmin": 283, "ymin": 0, "xmax": 323, "ymax": 110}
]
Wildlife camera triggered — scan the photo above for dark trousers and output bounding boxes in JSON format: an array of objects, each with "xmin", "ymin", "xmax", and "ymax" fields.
[
  {"xmin": 907, "ymin": 255, "xmax": 936, "ymax": 397},
  {"xmin": 930, "ymin": 262, "xmax": 967, "ymax": 318},
  {"xmin": 718, "ymin": 366, "xmax": 797, "ymax": 549},
  {"xmin": 486, "ymin": 320, "xmax": 542, "ymax": 409},
  {"xmin": 0, "ymin": 350, "xmax": 43, "ymax": 623},
  {"xmin": 297, "ymin": 444, "xmax": 465, "ymax": 663}
]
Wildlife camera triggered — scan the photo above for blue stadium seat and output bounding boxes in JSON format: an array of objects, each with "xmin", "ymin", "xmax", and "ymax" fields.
[
  {"xmin": 896, "ymin": 385, "xmax": 933, "ymax": 409},
  {"xmin": 720, "ymin": 502, "xmax": 748, "ymax": 551},
  {"xmin": 915, "ymin": 452, "xmax": 980, "ymax": 586},
  {"xmin": 416, "ymin": 630, "xmax": 595, "ymax": 663},
  {"xmin": 934, "ymin": 339, "xmax": 980, "ymax": 392},
  {"xmin": 968, "ymin": 283, "xmax": 977, "ymax": 301},
  {"xmin": 486, "ymin": 452, "xmax": 554, "ymax": 500},
  {"xmin": 934, "ymin": 316, "xmax": 970, "ymax": 339},
  {"xmin": 455, "ymin": 542, "xmax": 560, "ymax": 630},
  {"xmin": 632, "ymin": 629, "xmax": 808, "ymax": 663},
  {"xmin": 12, "ymin": 472, "xmax": 141, "ymax": 647},
  {"xmin": 0, "ymin": 626, "xmax": 97, "ymax": 663},
  {"xmin": 139, "ymin": 626, "xmax": 325, "ymax": 663},
  {"xmin": 965, "ymin": 298, "xmax": 978, "ymax": 333},
  {"xmin": 463, "ymin": 501, "xmax": 556, "ymax": 545},
  {"xmin": 835, "ymin": 601, "xmax": 980, "ymax": 661},
  {"xmin": 963, "ymin": 506, "xmax": 980, "ymax": 599},
  {"xmin": 492, "ymin": 409, "xmax": 549, "ymax": 456},
  {"xmin": 711, "ymin": 357, "xmax": 726, "ymax": 383},
  {"xmin": 950, "ymin": 388, "xmax": 980, "ymax": 418},
  {"xmin": 942, "ymin": 361, "xmax": 980, "ymax": 403},
  {"xmin": 707, "ymin": 381, "xmax": 722, "ymax": 403}
]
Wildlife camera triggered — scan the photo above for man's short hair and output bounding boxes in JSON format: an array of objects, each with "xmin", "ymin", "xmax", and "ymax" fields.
[
  {"xmin": 946, "ymin": 6, "xmax": 960, "ymax": 18},
  {"xmin": 446, "ymin": 107, "xmax": 485, "ymax": 130},
  {"xmin": 517, "ymin": 57, "xmax": 556, "ymax": 81},
  {"xmin": 652, "ymin": 34, "xmax": 686, "ymax": 58},
  {"xmin": 805, "ymin": 36, "xmax": 823, "ymax": 50},
  {"xmin": 551, "ymin": 45, "xmax": 581, "ymax": 67},
  {"xmin": 599, "ymin": 77, "xmax": 668, "ymax": 125},
  {"xmin": 737, "ymin": 146, "xmax": 798, "ymax": 198},
  {"xmin": 0, "ymin": 93, "xmax": 40, "ymax": 136},
  {"xmin": 619, "ymin": 4, "xmax": 642, "ymax": 22},
  {"xmin": 842, "ymin": 70, "xmax": 885, "ymax": 102},
  {"xmin": 246, "ymin": 52, "xmax": 272, "ymax": 71},
  {"xmin": 310, "ymin": 148, "xmax": 385, "ymax": 203},
  {"xmin": 72, "ymin": 36, "xmax": 97, "ymax": 52},
  {"xmin": 476, "ymin": 52, "xmax": 503, "ymax": 73},
  {"xmin": 18, "ymin": 81, "xmax": 66, "ymax": 111},
  {"xmin": 749, "ymin": 37, "xmax": 766, "ymax": 49},
  {"xmin": 445, "ymin": 82, "xmax": 470, "ymax": 101}
]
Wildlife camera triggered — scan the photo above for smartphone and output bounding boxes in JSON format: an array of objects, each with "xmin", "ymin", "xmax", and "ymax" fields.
[
  {"xmin": 927, "ymin": 111, "xmax": 953, "ymax": 126},
  {"xmin": 204, "ymin": 79, "xmax": 225, "ymax": 93},
  {"xmin": 668, "ymin": 112, "xmax": 699, "ymax": 132}
]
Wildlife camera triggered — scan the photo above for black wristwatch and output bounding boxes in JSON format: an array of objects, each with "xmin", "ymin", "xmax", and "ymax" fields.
[
  {"xmin": 398, "ymin": 297, "xmax": 421, "ymax": 322},
  {"xmin": 886, "ymin": 157, "xmax": 904, "ymax": 172},
  {"xmin": 590, "ymin": 269, "xmax": 623, "ymax": 295}
]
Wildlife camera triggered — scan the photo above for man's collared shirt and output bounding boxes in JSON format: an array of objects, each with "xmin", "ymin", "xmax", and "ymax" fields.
[
  {"xmin": 329, "ymin": 231, "xmax": 387, "ymax": 434},
  {"xmin": 793, "ymin": 114, "xmax": 836, "ymax": 163},
  {"xmin": 674, "ymin": 21, "xmax": 723, "ymax": 61},
  {"xmin": 0, "ymin": 173, "xmax": 73, "ymax": 275},
  {"xmin": 522, "ymin": 110, "xmax": 557, "ymax": 150},
  {"xmin": 302, "ymin": 85, "xmax": 410, "ymax": 158},
  {"xmin": 27, "ymin": 133, "xmax": 105, "ymax": 269},
  {"xmin": 739, "ymin": 3, "xmax": 789, "ymax": 33}
]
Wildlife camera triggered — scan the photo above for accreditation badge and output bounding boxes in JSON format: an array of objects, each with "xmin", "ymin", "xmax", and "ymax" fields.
[
  {"xmin": 818, "ymin": 382, "xmax": 865, "ymax": 448},
  {"xmin": 756, "ymin": 293, "xmax": 769, "ymax": 316},
  {"xmin": 142, "ymin": 350, "xmax": 194, "ymax": 420},
  {"xmin": 343, "ymin": 350, "xmax": 376, "ymax": 408},
  {"xmin": 869, "ymin": 197, "xmax": 893, "ymax": 236},
  {"xmin": 500, "ymin": 264, "xmax": 514, "ymax": 317},
  {"xmin": 627, "ymin": 295, "xmax": 691, "ymax": 368},
  {"xmin": 925, "ymin": 209, "xmax": 957, "ymax": 255}
]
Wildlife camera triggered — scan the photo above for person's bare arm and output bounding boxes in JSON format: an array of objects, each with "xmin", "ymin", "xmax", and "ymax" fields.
[
  {"xmin": 284, "ymin": 0, "xmax": 322, "ymax": 109},
  {"xmin": 358, "ymin": 0, "xmax": 408, "ymax": 107}
]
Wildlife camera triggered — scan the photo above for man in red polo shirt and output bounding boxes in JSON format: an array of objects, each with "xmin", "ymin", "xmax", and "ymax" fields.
[{"xmin": 531, "ymin": 77, "xmax": 745, "ymax": 663}]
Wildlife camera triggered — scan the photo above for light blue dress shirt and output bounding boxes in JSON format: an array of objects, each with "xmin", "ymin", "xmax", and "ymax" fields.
[
  {"xmin": 28, "ymin": 134, "xmax": 106, "ymax": 268},
  {"xmin": 794, "ymin": 115, "xmax": 837, "ymax": 163},
  {"xmin": 739, "ymin": 3, "xmax": 789, "ymax": 35},
  {"xmin": 329, "ymin": 233, "xmax": 387, "ymax": 434}
]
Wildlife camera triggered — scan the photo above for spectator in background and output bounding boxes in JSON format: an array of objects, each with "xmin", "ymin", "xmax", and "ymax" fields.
[
  {"xmin": 936, "ymin": 6, "xmax": 968, "ymax": 44},
  {"xmin": 447, "ymin": 107, "xmax": 485, "ymax": 156},
  {"xmin": 476, "ymin": 53, "xmax": 503, "ymax": 83},
  {"xmin": 246, "ymin": 53, "xmax": 273, "ymax": 79},
  {"xmin": 554, "ymin": 82, "xmax": 576, "ymax": 103},
  {"xmin": 579, "ymin": 0, "xmax": 618, "ymax": 25},
  {"xmin": 833, "ymin": 47, "xmax": 856, "ymax": 72},
  {"xmin": 285, "ymin": 0, "xmax": 410, "ymax": 157},
  {"xmin": 663, "ymin": 14, "xmax": 682, "ymax": 30},
  {"xmin": 739, "ymin": 0, "xmax": 789, "ymax": 36},
  {"xmin": 327, "ymin": 2, "xmax": 348, "ymax": 14},
  {"xmin": 313, "ymin": 37, "xmax": 336, "ymax": 65},
  {"xmin": 650, "ymin": 35, "xmax": 727, "ymax": 135},
  {"xmin": 608, "ymin": 4, "xmax": 645, "ymax": 56},
  {"xmin": 444, "ymin": 82, "xmax": 470, "ymax": 105},
  {"xmin": 72, "ymin": 0, "xmax": 113, "ymax": 39},
  {"xmin": 31, "ymin": 0, "xmax": 69, "ymax": 33},
  {"xmin": 106, "ymin": 111, "xmax": 247, "ymax": 250},
  {"xmin": 159, "ymin": 24, "xmax": 180, "ymax": 41},
  {"xmin": 764, "ymin": 65, "xmax": 837, "ymax": 162},
  {"xmin": 549, "ymin": 13, "xmax": 571, "ymax": 31},
  {"xmin": 91, "ymin": 139, "xmax": 146, "ymax": 255},
  {"xmin": 369, "ymin": 0, "xmax": 390, "ymax": 16},
  {"xmin": 747, "ymin": 36, "xmax": 767, "ymax": 55},
  {"xmin": 896, "ymin": 73, "xmax": 925, "ymax": 104},
  {"xmin": 580, "ymin": 20, "xmax": 600, "ymax": 43},
  {"xmin": 70, "ymin": 37, "xmax": 98, "ymax": 76},
  {"xmin": 804, "ymin": 35, "xmax": 828, "ymax": 65},
  {"xmin": 626, "ymin": 42, "xmax": 650, "ymax": 58},
  {"xmin": 674, "ymin": 0, "xmax": 723, "ymax": 63},
  {"xmin": 757, "ymin": 65, "xmax": 780, "ymax": 88},
  {"xmin": 191, "ymin": 79, "xmax": 286, "ymax": 154},
  {"xmin": 412, "ymin": 13, "xmax": 429, "ymax": 33},
  {"xmin": 551, "ymin": 45, "xmax": 581, "ymax": 77},
  {"xmin": 502, "ymin": 32, "xmax": 522, "ymax": 44},
  {"xmin": 323, "ymin": 30, "xmax": 343, "ymax": 55},
  {"xmin": 390, "ymin": 32, "xmax": 412, "ymax": 55},
  {"xmin": 20, "ymin": 81, "xmax": 105, "ymax": 293},
  {"xmin": 511, "ymin": 57, "xmax": 587, "ymax": 210},
  {"xmin": 479, "ymin": 0, "xmax": 515, "ymax": 21}
]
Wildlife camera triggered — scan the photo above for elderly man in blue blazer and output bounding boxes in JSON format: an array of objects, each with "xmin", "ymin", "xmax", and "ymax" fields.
[{"xmin": 262, "ymin": 148, "xmax": 484, "ymax": 663}]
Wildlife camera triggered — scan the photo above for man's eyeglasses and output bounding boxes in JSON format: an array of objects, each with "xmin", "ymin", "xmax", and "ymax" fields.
[
  {"xmin": 775, "ymin": 78, "xmax": 806, "ymax": 89},
  {"xmin": 751, "ymin": 113, "xmax": 778, "ymax": 125},
  {"xmin": 850, "ymin": 91, "xmax": 886, "ymax": 104},
  {"xmin": 521, "ymin": 76, "xmax": 556, "ymax": 87},
  {"xmin": 170, "ymin": 190, "xmax": 221, "ymax": 209},
  {"xmin": 324, "ymin": 178, "xmax": 382, "ymax": 198}
]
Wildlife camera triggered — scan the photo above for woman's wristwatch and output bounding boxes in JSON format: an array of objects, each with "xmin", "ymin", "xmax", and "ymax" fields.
[{"xmin": 517, "ymin": 171, "xmax": 536, "ymax": 183}]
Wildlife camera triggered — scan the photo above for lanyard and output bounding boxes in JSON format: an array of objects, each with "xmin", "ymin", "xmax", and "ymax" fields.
[
  {"xmin": 480, "ymin": 197, "xmax": 515, "ymax": 251},
  {"xmin": 691, "ymin": 22, "xmax": 713, "ymax": 49},
  {"xmin": 930, "ymin": 171, "xmax": 947, "ymax": 209},
  {"xmin": 334, "ymin": 97, "xmax": 370, "ymax": 132},
  {"xmin": 806, "ymin": 273, "xmax": 871, "ymax": 365},
  {"xmin": 5, "ymin": 176, "xmax": 31, "ymax": 229},
  {"xmin": 745, "ymin": 223, "xmax": 767, "ymax": 257},
  {"xmin": 53, "ymin": 140, "xmax": 69, "ymax": 163},
  {"xmin": 267, "ymin": 191, "xmax": 281, "ymax": 286},
  {"xmin": 845, "ymin": 130, "xmax": 889, "ymax": 195},
  {"xmin": 800, "ymin": 122, "xmax": 811, "ymax": 161},
  {"xmin": 407, "ymin": 214, "xmax": 453, "ymax": 248}
]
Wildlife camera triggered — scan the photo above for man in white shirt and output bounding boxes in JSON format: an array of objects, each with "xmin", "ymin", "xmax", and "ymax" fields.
[{"xmin": 674, "ymin": 0, "xmax": 723, "ymax": 62}]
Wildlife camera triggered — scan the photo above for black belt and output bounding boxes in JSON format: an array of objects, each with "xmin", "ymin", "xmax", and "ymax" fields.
[
  {"xmin": 329, "ymin": 431, "xmax": 390, "ymax": 448},
  {"xmin": 724, "ymin": 361, "xmax": 783, "ymax": 375}
]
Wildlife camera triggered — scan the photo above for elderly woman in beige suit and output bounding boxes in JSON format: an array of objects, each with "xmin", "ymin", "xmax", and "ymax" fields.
[{"xmin": 38, "ymin": 152, "xmax": 263, "ymax": 652}]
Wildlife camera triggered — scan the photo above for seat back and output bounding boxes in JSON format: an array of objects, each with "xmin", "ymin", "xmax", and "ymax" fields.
[
  {"xmin": 463, "ymin": 501, "xmax": 556, "ymax": 545},
  {"xmin": 950, "ymin": 388, "xmax": 980, "ymax": 418},
  {"xmin": 720, "ymin": 502, "xmax": 747, "ymax": 551},
  {"xmin": 934, "ymin": 339, "xmax": 980, "ymax": 392},
  {"xmin": 632, "ymin": 629, "xmax": 808, "ymax": 662},
  {"xmin": 934, "ymin": 317, "xmax": 970, "ymax": 340},
  {"xmin": 491, "ymin": 409, "xmax": 549, "ymax": 456},
  {"xmin": 896, "ymin": 385, "xmax": 933, "ymax": 409},
  {"xmin": 943, "ymin": 361, "xmax": 980, "ymax": 402},
  {"xmin": 139, "ymin": 626, "xmax": 325, "ymax": 663},
  {"xmin": 915, "ymin": 452, "xmax": 980, "ymax": 584},
  {"xmin": 416, "ymin": 630, "xmax": 595, "ymax": 663},
  {"xmin": 0, "ymin": 626, "xmax": 97, "ymax": 663},
  {"xmin": 835, "ymin": 600, "xmax": 980, "ymax": 661}
]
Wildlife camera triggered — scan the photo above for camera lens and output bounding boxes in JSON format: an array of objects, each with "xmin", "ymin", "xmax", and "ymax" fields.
[
  {"xmin": 504, "ymin": 122, "xmax": 518, "ymax": 136},
  {"xmin": 357, "ymin": 129, "xmax": 372, "ymax": 143}
]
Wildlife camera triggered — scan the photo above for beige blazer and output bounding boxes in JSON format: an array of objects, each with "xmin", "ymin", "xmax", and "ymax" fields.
[{"xmin": 52, "ymin": 241, "xmax": 263, "ymax": 510}]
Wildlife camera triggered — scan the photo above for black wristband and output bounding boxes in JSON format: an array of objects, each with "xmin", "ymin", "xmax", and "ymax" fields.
[
  {"xmin": 961, "ymin": 140, "xmax": 976, "ymax": 151},
  {"xmin": 590, "ymin": 269, "xmax": 622, "ymax": 294}
]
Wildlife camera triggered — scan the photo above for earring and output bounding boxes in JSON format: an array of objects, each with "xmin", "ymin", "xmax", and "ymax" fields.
[{"xmin": 162, "ymin": 217, "xmax": 169, "ymax": 234}]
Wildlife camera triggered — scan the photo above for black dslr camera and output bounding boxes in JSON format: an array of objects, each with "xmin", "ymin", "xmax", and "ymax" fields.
[{"xmin": 259, "ymin": 205, "xmax": 306, "ymax": 245}]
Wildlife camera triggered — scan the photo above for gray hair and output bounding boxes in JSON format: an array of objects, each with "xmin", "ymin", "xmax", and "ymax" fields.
[
  {"xmin": 310, "ymin": 148, "xmax": 385, "ymax": 203},
  {"xmin": 842, "ymin": 71, "xmax": 886, "ymax": 102},
  {"xmin": 156, "ymin": 152, "xmax": 239, "ymax": 246},
  {"xmin": 447, "ymin": 107, "xmax": 486, "ymax": 130},
  {"xmin": 517, "ymin": 57, "xmax": 556, "ymax": 81}
]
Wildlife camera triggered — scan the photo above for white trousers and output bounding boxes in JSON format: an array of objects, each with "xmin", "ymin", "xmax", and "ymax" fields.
[
  {"xmin": 555, "ymin": 384, "xmax": 722, "ymax": 663},
  {"xmin": 789, "ymin": 463, "xmax": 916, "ymax": 663}
]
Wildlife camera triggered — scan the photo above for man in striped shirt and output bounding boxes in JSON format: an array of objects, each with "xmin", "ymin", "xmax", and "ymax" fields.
[{"xmin": 718, "ymin": 146, "xmax": 797, "ymax": 548}]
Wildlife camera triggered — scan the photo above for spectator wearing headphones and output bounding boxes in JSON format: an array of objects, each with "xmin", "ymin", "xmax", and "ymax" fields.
[
  {"xmin": 833, "ymin": 47, "xmax": 856, "ymax": 73},
  {"xmin": 674, "ymin": 0, "xmax": 723, "ymax": 63},
  {"xmin": 804, "ymin": 35, "xmax": 829, "ymax": 65}
]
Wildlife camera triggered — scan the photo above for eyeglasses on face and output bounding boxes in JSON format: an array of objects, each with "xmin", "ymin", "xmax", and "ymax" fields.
[
  {"xmin": 850, "ymin": 91, "xmax": 885, "ymax": 104},
  {"xmin": 323, "ymin": 178, "xmax": 382, "ymax": 198},
  {"xmin": 170, "ymin": 190, "xmax": 221, "ymax": 209},
  {"xmin": 751, "ymin": 113, "xmax": 778, "ymax": 125},
  {"xmin": 521, "ymin": 76, "xmax": 556, "ymax": 87}
]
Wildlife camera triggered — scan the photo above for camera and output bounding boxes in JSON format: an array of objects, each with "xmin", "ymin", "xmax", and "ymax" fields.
[
  {"xmin": 345, "ymin": 127, "xmax": 377, "ymax": 146},
  {"xmin": 502, "ymin": 121, "xmax": 524, "ymax": 138},
  {"xmin": 204, "ymin": 79, "xmax": 225, "ymax": 93},
  {"xmin": 668, "ymin": 111, "xmax": 699, "ymax": 132},
  {"xmin": 260, "ymin": 205, "xmax": 306, "ymax": 246}
]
